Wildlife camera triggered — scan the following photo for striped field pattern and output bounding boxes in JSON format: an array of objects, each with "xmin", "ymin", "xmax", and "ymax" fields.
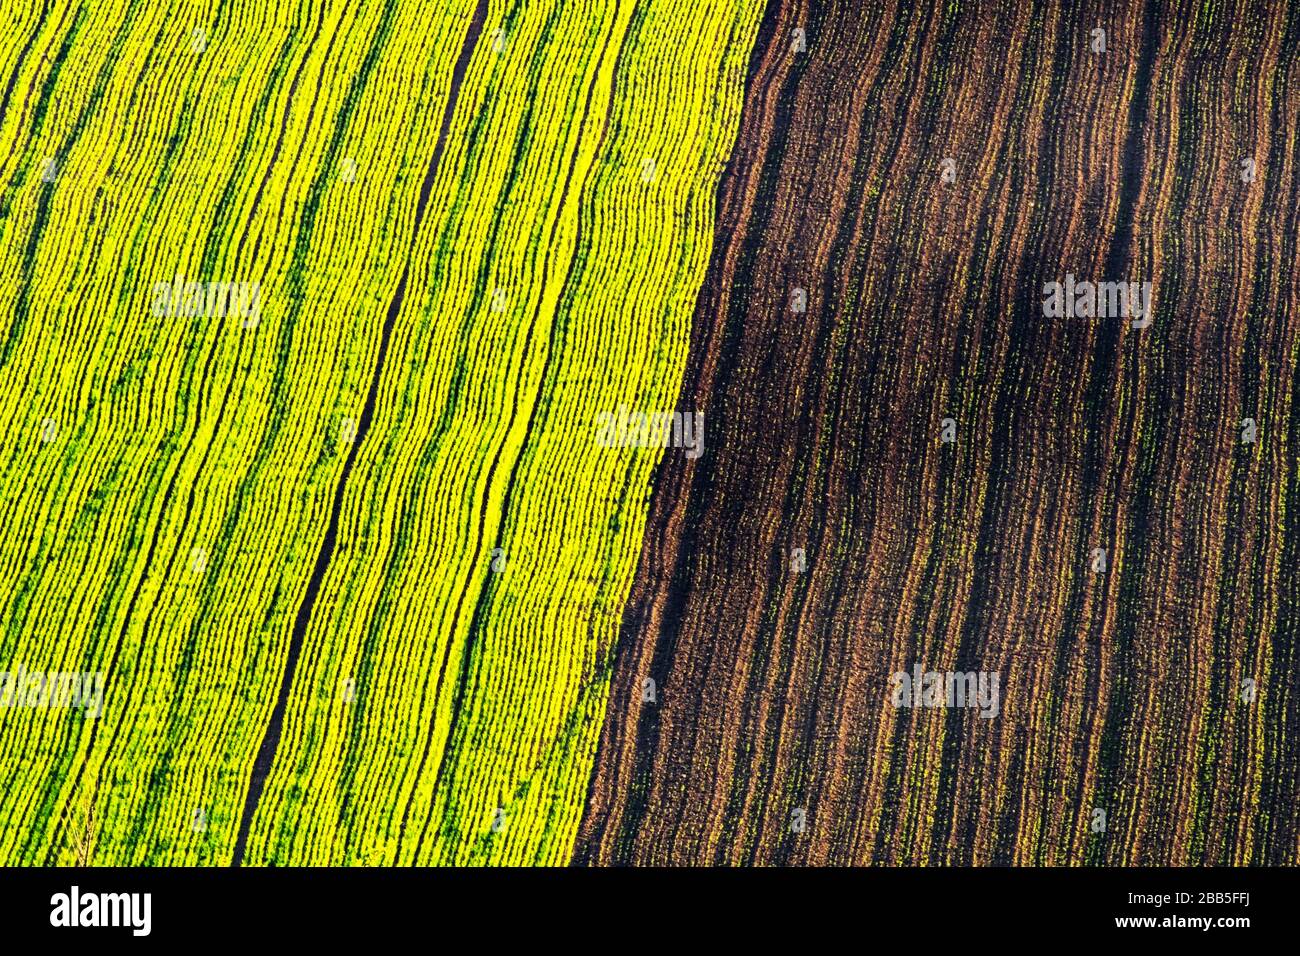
[
  {"xmin": 2, "ymin": 0, "xmax": 1297, "ymax": 870},
  {"xmin": 577, "ymin": 0, "xmax": 1300, "ymax": 865},
  {"xmin": 0, "ymin": 0, "xmax": 762, "ymax": 864}
]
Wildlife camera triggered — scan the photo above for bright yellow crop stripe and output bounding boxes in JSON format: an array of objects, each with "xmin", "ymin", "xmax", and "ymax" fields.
[{"xmin": 0, "ymin": 0, "xmax": 763, "ymax": 865}]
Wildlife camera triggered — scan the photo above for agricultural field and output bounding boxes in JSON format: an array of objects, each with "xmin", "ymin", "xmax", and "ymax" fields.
[
  {"xmin": 0, "ymin": 0, "xmax": 763, "ymax": 865},
  {"xmin": 579, "ymin": 0, "xmax": 1300, "ymax": 866},
  {"xmin": 1, "ymin": 0, "xmax": 1298, "ymax": 874}
]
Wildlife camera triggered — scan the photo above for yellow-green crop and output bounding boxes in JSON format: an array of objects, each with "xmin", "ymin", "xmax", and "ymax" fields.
[{"xmin": 0, "ymin": 0, "xmax": 763, "ymax": 865}]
